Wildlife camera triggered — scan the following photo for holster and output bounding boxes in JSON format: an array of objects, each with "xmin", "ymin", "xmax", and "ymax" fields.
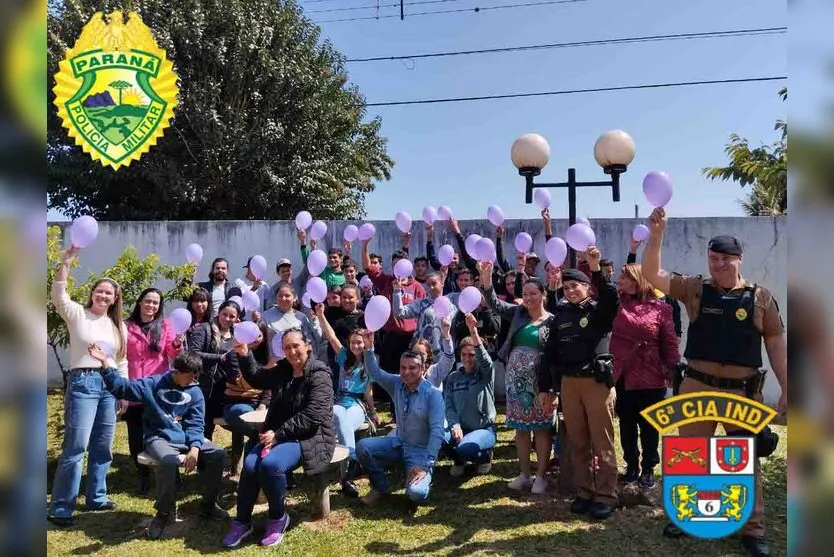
[
  {"xmin": 672, "ymin": 361, "xmax": 687, "ymax": 396},
  {"xmin": 592, "ymin": 354, "xmax": 615, "ymax": 389},
  {"xmin": 745, "ymin": 368, "xmax": 767, "ymax": 399}
]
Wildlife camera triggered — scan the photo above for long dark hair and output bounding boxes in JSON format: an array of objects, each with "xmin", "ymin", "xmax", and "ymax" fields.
[
  {"xmin": 127, "ymin": 288, "xmax": 165, "ymax": 353},
  {"xmin": 344, "ymin": 328, "xmax": 369, "ymax": 379},
  {"xmin": 188, "ymin": 288, "xmax": 211, "ymax": 325},
  {"xmin": 252, "ymin": 321, "xmax": 270, "ymax": 365}
]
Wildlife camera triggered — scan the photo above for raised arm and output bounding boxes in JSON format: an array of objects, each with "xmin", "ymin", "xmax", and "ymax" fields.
[
  {"xmin": 391, "ymin": 284, "xmax": 423, "ymax": 319},
  {"xmin": 314, "ymin": 304, "xmax": 343, "ymax": 354},
  {"xmin": 235, "ymin": 344, "xmax": 275, "ymax": 391},
  {"xmin": 449, "ymin": 218, "xmax": 478, "ymax": 273},
  {"xmin": 426, "ymin": 319, "xmax": 455, "ymax": 388},
  {"xmin": 51, "ymin": 246, "xmax": 85, "ymax": 323},
  {"xmin": 361, "ymin": 330, "xmax": 399, "ymax": 394},
  {"xmin": 542, "ymin": 208, "xmax": 553, "ymax": 242},
  {"xmin": 587, "ymin": 247, "xmax": 620, "ymax": 331},
  {"xmin": 495, "ymin": 227, "xmax": 511, "ymax": 273},
  {"xmin": 466, "ymin": 312, "xmax": 495, "ymax": 384},
  {"xmin": 426, "ymin": 223, "xmax": 442, "ymax": 271},
  {"xmin": 641, "ymin": 208, "xmax": 671, "ymax": 294},
  {"xmin": 478, "ymin": 261, "xmax": 519, "ymax": 320}
]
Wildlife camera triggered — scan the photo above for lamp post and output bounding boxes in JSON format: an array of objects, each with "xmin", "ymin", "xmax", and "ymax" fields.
[{"xmin": 511, "ymin": 130, "xmax": 636, "ymax": 269}]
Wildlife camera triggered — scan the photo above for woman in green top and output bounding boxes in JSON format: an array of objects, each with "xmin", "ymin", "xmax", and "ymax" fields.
[
  {"xmin": 479, "ymin": 261, "xmax": 554, "ymax": 494},
  {"xmin": 315, "ymin": 304, "xmax": 377, "ymax": 497}
]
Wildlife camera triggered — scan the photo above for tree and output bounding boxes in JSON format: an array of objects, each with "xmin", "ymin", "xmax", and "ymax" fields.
[
  {"xmin": 702, "ymin": 88, "xmax": 787, "ymax": 216},
  {"xmin": 47, "ymin": 0, "xmax": 393, "ymax": 220},
  {"xmin": 108, "ymin": 79, "xmax": 131, "ymax": 105},
  {"xmin": 47, "ymin": 225, "xmax": 196, "ymax": 387}
]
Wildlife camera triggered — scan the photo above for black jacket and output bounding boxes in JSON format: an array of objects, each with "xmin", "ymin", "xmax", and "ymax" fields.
[{"xmin": 239, "ymin": 353, "xmax": 336, "ymax": 475}]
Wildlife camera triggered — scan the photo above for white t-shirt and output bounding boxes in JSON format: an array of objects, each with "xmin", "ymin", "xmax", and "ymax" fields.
[{"xmin": 212, "ymin": 283, "xmax": 225, "ymax": 315}]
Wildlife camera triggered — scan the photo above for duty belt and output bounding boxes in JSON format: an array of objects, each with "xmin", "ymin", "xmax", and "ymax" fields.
[
  {"xmin": 560, "ymin": 364, "xmax": 594, "ymax": 378},
  {"xmin": 684, "ymin": 367, "xmax": 757, "ymax": 391}
]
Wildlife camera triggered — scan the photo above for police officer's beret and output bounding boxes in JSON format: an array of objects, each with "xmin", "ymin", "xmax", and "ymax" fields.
[
  {"xmin": 562, "ymin": 268, "xmax": 591, "ymax": 283},
  {"xmin": 708, "ymin": 235, "xmax": 743, "ymax": 256}
]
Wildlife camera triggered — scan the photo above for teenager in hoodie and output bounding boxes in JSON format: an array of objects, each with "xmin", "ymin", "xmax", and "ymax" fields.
[{"xmin": 90, "ymin": 347, "xmax": 228, "ymax": 540}]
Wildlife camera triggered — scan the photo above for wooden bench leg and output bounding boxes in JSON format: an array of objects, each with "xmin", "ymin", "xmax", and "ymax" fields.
[{"xmin": 310, "ymin": 473, "xmax": 331, "ymax": 520}]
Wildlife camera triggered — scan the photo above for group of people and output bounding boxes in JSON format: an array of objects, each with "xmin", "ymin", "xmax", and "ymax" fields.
[{"xmin": 47, "ymin": 207, "xmax": 786, "ymax": 556}]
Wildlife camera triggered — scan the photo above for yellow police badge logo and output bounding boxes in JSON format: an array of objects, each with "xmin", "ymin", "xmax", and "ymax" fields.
[
  {"xmin": 735, "ymin": 308, "xmax": 748, "ymax": 321},
  {"xmin": 579, "ymin": 317, "xmax": 589, "ymax": 328},
  {"xmin": 53, "ymin": 11, "xmax": 178, "ymax": 170}
]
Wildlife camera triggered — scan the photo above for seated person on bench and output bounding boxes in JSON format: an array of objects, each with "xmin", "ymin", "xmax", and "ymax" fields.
[
  {"xmin": 355, "ymin": 330, "xmax": 444, "ymax": 510},
  {"xmin": 222, "ymin": 328, "xmax": 335, "ymax": 548},
  {"xmin": 89, "ymin": 345, "xmax": 227, "ymax": 540}
]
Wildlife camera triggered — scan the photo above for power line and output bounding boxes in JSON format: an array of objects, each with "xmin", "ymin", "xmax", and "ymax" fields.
[
  {"xmin": 307, "ymin": 0, "xmax": 459, "ymax": 15},
  {"xmin": 315, "ymin": 0, "xmax": 587, "ymax": 23},
  {"xmin": 348, "ymin": 27, "xmax": 786, "ymax": 62},
  {"xmin": 365, "ymin": 76, "xmax": 787, "ymax": 106}
]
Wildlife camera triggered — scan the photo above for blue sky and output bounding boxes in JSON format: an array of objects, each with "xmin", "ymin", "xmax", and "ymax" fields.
[
  {"xmin": 48, "ymin": 0, "xmax": 787, "ymax": 222},
  {"xmin": 311, "ymin": 0, "xmax": 786, "ymax": 221}
]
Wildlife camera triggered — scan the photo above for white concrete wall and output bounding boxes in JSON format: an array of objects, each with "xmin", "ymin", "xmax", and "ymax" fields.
[{"xmin": 48, "ymin": 217, "xmax": 786, "ymax": 405}]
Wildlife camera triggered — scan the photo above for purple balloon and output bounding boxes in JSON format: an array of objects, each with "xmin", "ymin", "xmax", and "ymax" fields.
[
  {"xmin": 234, "ymin": 321, "xmax": 261, "ymax": 344},
  {"xmin": 576, "ymin": 216, "xmax": 591, "ymax": 228},
  {"xmin": 437, "ymin": 205, "xmax": 454, "ymax": 221},
  {"xmin": 295, "ymin": 211, "xmax": 312, "ymax": 231},
  {"xmin": 533, "ymin": 188, "xmax": 551, "ymax": 209},
  {"xmin": 632, "ymin": 224, "xmax": 650, "ymax": 241},
  {"xmin": 228, "ymin": 295, "xmax": 244, "ymax": 308},
  {"xmin": 422, "ymin": 206, "xmax": 437, "ymax": 225},
  {"xmin": 307, "ymin": 276, "xmax": 327, "ymax": 303},
  {"xmin": 359, "ymin": 275, "xmax": 373, "ymax": 290},
  {"xmin": 565, "ymin": 224, "xmax": 596, "ymax": 252},
  {"xmin": 437, "ymin": 244, "xmax": 455, "ymax": 267},
  {"xmin": 514, "ymin": 232, "xmax": 533, "ymax": 253},
  {"xmin": 343, "ymin": 224, "xmax": 359, "ymax": 242},
  {"xmin": 365, "ymin": 295, "xmax": 392, "ymax": 332},
  {"xmin": 643, "ymin": 171, "xmax": 674, "ymax": 207},
  {"xmin": 242, "ymin": 290, "xmax": 261, "ymax": 312},
  {"xmin": 307, "ymin": 249, "xmax": 327, "ymax": 276},
  {"xmin": 395, "ymin": 211, "xmax": 412, "ymax": 233},
  {"xmin": 358, "ymin": 223, "xmax": 376, "ymax": 241},
  {"xmin": 301, "ymin": 292, "xmax": 312, "ymax": 308},
  {"xmin": 94, "ymin": 339, "xmax": 115, "ymax": 358},
  {"xmin": 249, "ymin": 255, "xmax": 268, "ymax": 280},
  {"xmin": 185, "ymin": 243, "xmax": 203, "ymax": 264},
  {"xmin": 457, "ymin": 286, "xmax": 482, "ymax": 313},
  {"xmin": 545, "ymin": 237, "xmax": 568, "ymax": 267},
  {"xmin": 465, "ymin": 234, "xmax": 482, "ymax": 258},
  {"xmin": 487, "ymin": 205, "xmax": 504, "ymax": 227},
  {"xmin": 270, "ymin": 332, "xmax": 285, "ymax": 359},
  {"xmin": 393, "ymin": 258, "xmax": 413, "ymax": 279},
  {"xmin": 309, "ymin": 220, "xmax": 328, "ymax": 241},
  {"xmin": 169, "ymin": 308, "xmax": 192, "ymax": 335},
  {"xmin": 433, "ymin": 296, "xmax": 454, "ymax": 319},
  {"xmin": 475, "ymin": 237, "xmax": 496, "ymax": 263},
  {"xmin": 69, "ymin": 215, "xmax": 99, "ymax": 248}
]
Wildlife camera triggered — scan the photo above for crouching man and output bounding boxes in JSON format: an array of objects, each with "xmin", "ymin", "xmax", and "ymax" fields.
[
  {"xmin": 89, "ymin": 345, "xmax": 228, "ymax": 539},
  {"xmin": 355, "ymin": 331, "xmax": 444, "ymax": 512}
]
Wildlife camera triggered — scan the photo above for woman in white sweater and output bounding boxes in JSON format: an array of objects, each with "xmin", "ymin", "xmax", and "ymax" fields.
[{"xmin": 47, "ymin": 246, "xmax": 128, "ymax": 528}]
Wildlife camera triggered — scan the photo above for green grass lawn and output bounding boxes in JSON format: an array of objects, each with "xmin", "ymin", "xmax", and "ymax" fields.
[{"xmin": 46, "ymin": 392, "xmax": 787, "ymax": 556}]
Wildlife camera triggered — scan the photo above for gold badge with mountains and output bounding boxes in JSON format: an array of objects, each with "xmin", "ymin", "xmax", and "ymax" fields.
[{"xmin": 53, "ymin": 11, "xmax": 178, "ymax": 170}]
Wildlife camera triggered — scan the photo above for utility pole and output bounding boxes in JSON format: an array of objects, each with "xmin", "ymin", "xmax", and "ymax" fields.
[{"xmin": 401, "ymin": 0, "xmax": 404, "ymax": 20}]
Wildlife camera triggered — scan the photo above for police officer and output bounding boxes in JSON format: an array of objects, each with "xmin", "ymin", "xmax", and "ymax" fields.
[
  {"xmin": 642, "ymin": 208, "xmax": 787, "ymax": 557},
  {"xmin": 538, "ymin": 246, "xmax": 621, "ymax": 519}
]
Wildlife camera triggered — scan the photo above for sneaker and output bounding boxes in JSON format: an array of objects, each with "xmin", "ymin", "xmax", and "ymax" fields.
[
  {"xmin": 222, "ymin": 520, "xmax": 254, "ymax": 548},
  {"xmin": 146, "ymin": 512, "xmax": 171, "ymax": 540},
  {"xmin": 84, "ymin": 501, "xmax": 117, "ymax": 512},
  {"xmin": 662, "ymin": 522, "xmax": 687, "ymax": 538},
  {"xmin": 618, "ymin": 467, "xmax": 639, "ymax": 484},
  {"xmin": 260, "ymin": 514, "xmax": 290, "ymax": 547},
  {"xmin": 476, "ymin": 462, "xmax": 492, "ymax": 475},
  {"xmin": 199, "ymin": 502, "xmax": 230, "ymax": 521},
  {"xmin": 740, "ymin": 535, "xmax": 771, "ymax": 557},
  {"xmin": 47, "ymin": 515, "xmax": 74, "ymax": 528},
  {"xmin": 638, "ymin": 470, "xmax": 656, "ymax": 489},
  {"xmin": 531, "ymin": 476, "xmax": 548, "ymax": 494},
  {"xmin": 570, "ymin": 497, "xmax": 593, "ymax": 514},
  {"xmin": 341, "ymin": 480, "xmax": 360, "ymax": 498},
  {"xmin": 449, "ymin": 465, "xmax": 466, "ymax": 478},
  {"xmin": 361, "ymin": 489, "xmax": 386, "ymax": 506},
  {"xmin": 507, "ymin": 475, "xmax": 533, "ymax": 491}
]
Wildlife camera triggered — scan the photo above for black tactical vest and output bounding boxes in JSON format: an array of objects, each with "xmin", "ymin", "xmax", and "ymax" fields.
[
  {"xmin": 551, "ymin": 299, "xmax": 605, "ymax": 370},
  {"xmin": 684, "ymin": 280, "xmax": 762, "ymax": 368}
]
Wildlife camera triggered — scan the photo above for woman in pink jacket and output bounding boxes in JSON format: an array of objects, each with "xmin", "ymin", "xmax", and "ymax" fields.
[
  {"xmin": 124, "ymin": 288, "xmax": 184, "ymax": 493},
  {"xmin": 610, "ymin": 264, "xmax": 680, "ymax": 488}
]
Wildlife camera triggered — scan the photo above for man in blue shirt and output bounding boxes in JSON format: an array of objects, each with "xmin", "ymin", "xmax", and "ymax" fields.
[{"xmin": 356, "ymin": 331, "xmax": 445, "ymax": 511}]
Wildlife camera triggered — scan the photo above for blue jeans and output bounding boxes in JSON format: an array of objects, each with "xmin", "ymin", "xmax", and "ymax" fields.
[
  {"xmin": 49, "ymin": 369, "xmax": 116, "ymax": 518},
  {"xmin": 333, "ymin": 403, "xmax": 366, "ymax": 460},
  {"xmin": 356, "ymin": 436, "xmax": 433, "ymax": 503},
  {"xmin": 235, "ymin": 442, "xmax": 302, "ymax": 523},
  {"xmin": 445, "ymin": 427, "xmax": 496, "ymax": 465},
  {"xmin": 223, "ymin": 402, "xmax": 259, "ymax": 462}
]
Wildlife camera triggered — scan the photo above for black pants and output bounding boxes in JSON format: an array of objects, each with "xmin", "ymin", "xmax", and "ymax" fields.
[
  {"xmin": 616, "ymin": 386, "xmax": 666, "ymax": 472},
  {"xmin": 122, "ymin": 404, "xmax": 150, "ymax": 479},
  {"xmin": 201, "ymin": 382, "xmax": 226, "ymax": 441}
]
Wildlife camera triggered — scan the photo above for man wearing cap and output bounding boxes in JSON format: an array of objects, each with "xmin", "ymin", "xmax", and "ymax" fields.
[
  {"xmin": 537, "ymin": 247, "xmax": 621, "ymax": 519},
  {"xmin": 262, "ymin": 258, "xmax": 305, "ymax": 313},
  {"xmin": 642, "ymin": 207, "xmax": 787, "ymax": 557},
  {"xmin": 235, "ymin": 256, "xmax": 271, "ymax": 319}
]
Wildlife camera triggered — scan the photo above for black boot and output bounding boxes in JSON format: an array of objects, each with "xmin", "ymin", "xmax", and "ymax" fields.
[
  {"xmin": 570, "ymin": 497, "xmax": 593, "ymax": 514},
  {"xmin": 618, "ymin": 465, "xmax": 639, "ymax": 484},
  {"xmin": 740, "ymin": 535, "xmax": 770, "ymax": 557},
  {"xmin": 638, "ymin": 468, "xmax": 656, "ymax": 488}
]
